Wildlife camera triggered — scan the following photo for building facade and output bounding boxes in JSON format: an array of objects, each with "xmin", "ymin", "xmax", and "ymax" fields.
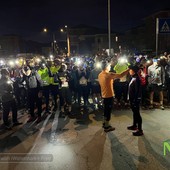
[{"xmin": 123, "ymin": 9, "xmax": 170, "ymax": 55}]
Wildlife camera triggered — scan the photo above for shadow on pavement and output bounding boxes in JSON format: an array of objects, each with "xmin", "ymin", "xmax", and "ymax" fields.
[
  {"xmin": 138, "ymin": 136, "xmax": 170, "ymax": 169},
  {"xmin": 108, "ymin": 132, "xmax": 137, "ymax": 170},
  {"xmin": 0, "ymin": 124, "xmax": 39, "ymax": 153},
  {"xmin": 74, "ymin": 106, "xmax": 104, "ymax": 131},
  {"xmin": 41, "ymin": 110, "xmax": 70, "ymax": 143},
  {"xmin": 79, "ymin": 129, "xmax": 106, "ymax": 169}
]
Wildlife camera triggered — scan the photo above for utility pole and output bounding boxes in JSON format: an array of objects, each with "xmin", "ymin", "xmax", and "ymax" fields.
[
  {"xmin": 61, "ymin": 25, "xmax": 71, "ymax": 57},
  {"xmin": 108, "ymin": 0, "xmax": 111, "ymax": 57},
  {"xmin": 156, "ymin": 18, "xmax": 159, "ymax": 57},
  {"xmin": 66, "ymin": 27, "xmax": 71, "ymax": 57}
]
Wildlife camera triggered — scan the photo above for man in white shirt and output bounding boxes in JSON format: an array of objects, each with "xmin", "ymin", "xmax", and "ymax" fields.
[{"xmin": 148, "ymin": 58, "xmax": 165, "ymax": 110}]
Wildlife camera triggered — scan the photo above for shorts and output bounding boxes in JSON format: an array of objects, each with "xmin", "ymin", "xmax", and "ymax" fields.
[{"xmin": 149, "ymin": 84, "xmax": 163, "ymax": 92}]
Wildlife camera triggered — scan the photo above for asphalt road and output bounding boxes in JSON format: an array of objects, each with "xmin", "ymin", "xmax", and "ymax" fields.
[{"xmin": 0, "ymin": 104, "xmax": 170, "ymax": 170}]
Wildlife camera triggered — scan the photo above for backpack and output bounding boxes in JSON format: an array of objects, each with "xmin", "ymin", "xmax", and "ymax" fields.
[{"xmin": 26, "ymin": 72, "xmax": 38, "ymax": 89}]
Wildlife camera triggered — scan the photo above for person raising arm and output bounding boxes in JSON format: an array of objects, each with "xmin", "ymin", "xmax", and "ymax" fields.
[{"xmin": 98, "ymin": 61, "xmax": 129, "ymax": 132}]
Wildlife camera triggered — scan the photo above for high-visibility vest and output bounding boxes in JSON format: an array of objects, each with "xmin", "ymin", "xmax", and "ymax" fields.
[
  {"xmin": 50, "ymin": 66, "xmax": 61, "ymax": 85},
  {"xmin": 38, "ymin": 68, "xmax": 50, "ymax": 86},
  {"xmin": 114, "ymin": 63, "xmax": 129, "ymax": 73},
  {"xmin": 114, "ymin": 62, "xmax": 130, "ymax": 82}
]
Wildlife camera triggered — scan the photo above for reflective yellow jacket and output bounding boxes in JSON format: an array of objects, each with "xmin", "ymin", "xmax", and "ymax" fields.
[
  {"xmin": 50, "ymin": 66, "xmax": 61, "ymax": 85},
  {"xmin": 38, "ymin": 67, "xmax": 50, "ymax": 86}
]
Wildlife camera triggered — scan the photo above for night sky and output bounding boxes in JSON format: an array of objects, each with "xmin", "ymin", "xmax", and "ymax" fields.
[{"xmin": 0, "ymin": 0, "xmax": 169, "ymax": 42}]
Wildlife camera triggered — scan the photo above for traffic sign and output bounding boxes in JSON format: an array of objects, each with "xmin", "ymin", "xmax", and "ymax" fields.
[{"xmin": 159, "ymin": 18, "xmax": 170, "ymax": 34}]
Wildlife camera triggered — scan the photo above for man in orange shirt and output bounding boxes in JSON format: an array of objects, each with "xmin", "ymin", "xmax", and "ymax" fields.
[{"xmin": 98, "ymin": 61, "xmax": 129, "ymax": 132}]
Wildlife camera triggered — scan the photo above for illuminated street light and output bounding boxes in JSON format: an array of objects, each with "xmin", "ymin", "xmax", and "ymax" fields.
[
  {"xmin": 119, "ymin": 45, "xmax": 122, "ymax": 53},
  {"xmin": 43, "ymin": 28, "xmax": 57, "ymax": 55},
  {"xmin": 43, "ymin": 28, "xmax": 48, "ymax": 32},
  {"xmin": 60, "ymin": 25, "xmax": 71, "ymax": 57},
  {"xmin": 115, "ymin": 36, "xmax": 121, "ymax": 53}
]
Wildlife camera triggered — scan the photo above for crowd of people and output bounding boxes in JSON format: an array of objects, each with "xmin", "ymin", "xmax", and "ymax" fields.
[{"xmin": 0, "ymin": 52, "xmax": 170, "ymax": 136}]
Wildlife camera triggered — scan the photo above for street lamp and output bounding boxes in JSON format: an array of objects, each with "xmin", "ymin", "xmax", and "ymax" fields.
[
  {"xmin": 43, "ymin": 28, "xmax": 57, "ymax": 55},
  {"xmin": 60, "ymin": 25, "xmax": 71, "ymax": 57},
  {"xmin": 43, "ymin": 28, "xmax": 47, "ymax": 33},
  {"xmin": 115, "ymin": 36, "xmax": 118, "ymax": 42}
]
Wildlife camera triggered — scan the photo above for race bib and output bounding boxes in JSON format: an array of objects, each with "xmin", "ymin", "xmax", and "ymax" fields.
[
  {"xmin": 79, "ymin": 77, "xmax": 87, "ymax": 85},
  {"xmin": 60, "ymin": 77, "xmax": 69, "ymax": 87}
]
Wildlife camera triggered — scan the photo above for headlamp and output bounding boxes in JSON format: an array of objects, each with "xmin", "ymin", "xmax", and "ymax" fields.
[
  {"xmin": 76, "ymin": 59, "xmax": 82, "ymax": 66},
  {"xmin": 9, "ymin": 60, "xmax": 15, "ymax": 66},
  {"xmin": 36, "ymin": 58, "xmax": 41, "ymax": 63},
  {"xmin": 119, "ymin": 57, "xmax": 128, "ymax": 64},
  {"xmin": 7, "ymin": 80, "xmax": 11, "ymax": 84},
  {"xmin": 96, "ymin": 62, "xmax": 101, "ymax": 68},
  {"xmin": 0, "ymin": 60, "xmax": 5, "ymax": 65},
  {"xmin": 147, "ymin": 60, "xmax": 151, "ymax": 64}
]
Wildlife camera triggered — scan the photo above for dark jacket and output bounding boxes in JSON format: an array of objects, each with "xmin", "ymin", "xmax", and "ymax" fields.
[
  {"xmin": 76, "ymin": 69, "xmax": 89, "ymax": 86},
  {"xmin": 165, "ymin": 62, "xmax": 170, "ymax": 79},
  {"xmin": 0, "ymin": 76, "xmax": 15, "ymax": 103},
  {"xmin": 128, "ymin": 74, "xmax": 141, "ymax": 103}
]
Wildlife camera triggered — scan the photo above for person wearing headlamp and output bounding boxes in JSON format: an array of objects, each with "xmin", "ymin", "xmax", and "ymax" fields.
[
  {"xmin": 76, "ymin": 65, "xmax": 89, "ymax": 108},
  {"xmin": 0, "ymin": 68, "xmax": 22, "ymax": 129},
  {"xmin": 38, "ymin": 62, "xmax": 52, "ymax": 114},
  {"xmin": 148, "ymin": 58, "xmax": 165, "ymax": 110},
  {"xmin": 98, "ymin": 61, "xmax": 129, "ymax": 132},
  {"xmin": 113, "ymin": 57, "xmax": 130, "ymax": 108},
  {"xmin": 127, "ymin": 65, "xmax": 143, "ymax": 136},
  {"xmin": 22, "ymin": 65, "xmax": 43, "ymax": 123},
  {"xmin": 89, "ymin": 62, "xmax": 102, "ymax": 110},
  {"xmin": 49, "ymin": 59, "xmax": 61, "ymax": 111}
]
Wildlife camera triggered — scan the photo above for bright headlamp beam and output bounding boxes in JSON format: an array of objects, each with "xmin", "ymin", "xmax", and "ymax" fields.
[
  {"xmin": 0, "ymin": 60, "xmax": 5, "ymax": 65},
  {"xmin": 119, "ymin": 58, "xmax": 127, "ymax": 64},
  {"xmin": 9, "ymin": 60, "xmax": 15, "ymax": 66},
  {"xmin": 76, "ymin": 60, "xmax": 81, "ymax": 66},
  {"xmin": 96, "ymin": 62, "xmax": 101, "ymax": 68},
  {"xmin": 36, "ymin": 58, "xmax": 41, "ymax": 63}
]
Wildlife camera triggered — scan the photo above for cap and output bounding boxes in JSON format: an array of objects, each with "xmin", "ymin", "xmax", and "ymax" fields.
[{"xmin": 129, "ymin": 65, "xmax": 139, "ymax": 73}]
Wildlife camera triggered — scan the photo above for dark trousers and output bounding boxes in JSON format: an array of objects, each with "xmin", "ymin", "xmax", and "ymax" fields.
[
  {"xmin": 166, "ymin": 78, "xmax": 170, "ymax": 103},
  {"xmin": 141, "ymin": 85, "xmax": 147, "ymax": 106},
  {"xmin": 42, "ymin": 85, "xmax": 50, "ymax": 111},
  {"xmin": 78, "ymin": 85, "xmax": 88, "ymax": 106},
  {"xmin": 50, "ymin": 85, "xmax": 59, "ymax": 108},
  {"xmin": 28, "ymin": 88, "xmax": 42, "ymax": 117},
  {"xmin": 130, "ymin": 101, "xmax": 142, "ymax": 130},
  {"xmin": 59, "ymin": 87, "xmax": 72, "ymax": 106},
  {"xmin": 103, "ymin": 97, "xmax": 113, "ymax": 121},
  {"xmin": 14, "ymin": 87, "xmax": 27, "ymax": 107},
  {"xmin": 2, "ymin": 100, "xmax": 18, "ymax": 125},
  {"xmin": 114, "ymin": 81, "xmax": 128, "ymax": 102}
]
